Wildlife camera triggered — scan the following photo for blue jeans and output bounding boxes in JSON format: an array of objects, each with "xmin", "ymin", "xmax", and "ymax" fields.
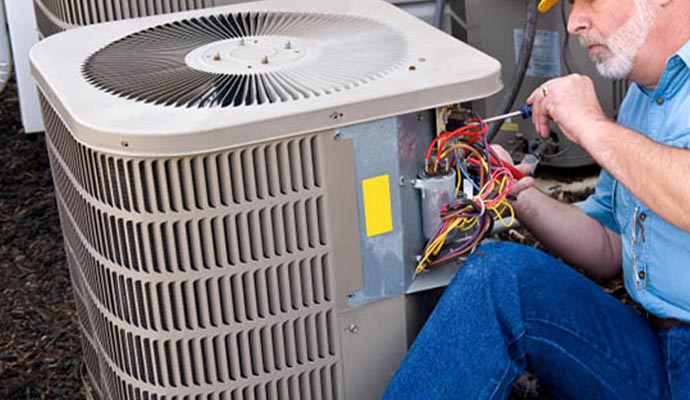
[{"xmin": 384, "ymin": 242, "xmax": 690, "ymax": 399}]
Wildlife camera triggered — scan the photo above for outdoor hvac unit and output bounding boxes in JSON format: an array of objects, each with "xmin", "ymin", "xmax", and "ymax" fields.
[
  {"xmin": 32, "ymin": 0, "xmax": 243, "ymax": 37},
  {"xmin": 30, "ymin": 0, "xmax": 501, "ymax": 399}
]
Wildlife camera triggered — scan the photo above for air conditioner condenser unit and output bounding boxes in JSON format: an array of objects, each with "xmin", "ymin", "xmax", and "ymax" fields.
[
  {"xmin": 33, "ymin": 0, "xmax": 246, "ymax": 37},
  {"xmin": 30, "ymin": 0, "xmax": 501, "ymax": 398}
]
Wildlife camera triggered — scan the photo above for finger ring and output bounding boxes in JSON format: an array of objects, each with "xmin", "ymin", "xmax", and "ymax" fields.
[{"xmin": 541, "ymin": 84, "xmax": 549, "ymax": 97}]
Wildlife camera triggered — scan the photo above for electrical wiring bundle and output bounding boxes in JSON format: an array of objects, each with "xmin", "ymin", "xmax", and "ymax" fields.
[{"xmin": 415, "ymin": 114, "xmax": 517, "ymax": 275}]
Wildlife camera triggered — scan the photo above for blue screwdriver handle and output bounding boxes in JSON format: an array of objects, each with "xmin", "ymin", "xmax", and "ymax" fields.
[{"xmin": 519, "ymin": 104, "xmax": 533, "ymax": 119}]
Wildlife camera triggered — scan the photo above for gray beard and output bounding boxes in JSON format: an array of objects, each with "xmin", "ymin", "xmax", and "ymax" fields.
[{"xmin": 580, "ymin": 0, "xmax": 656, "ymax": 79}]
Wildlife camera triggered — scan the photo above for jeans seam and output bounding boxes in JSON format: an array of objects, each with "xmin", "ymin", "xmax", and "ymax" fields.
[
  {"xmin": 524, "ymin": 316, "xmax": 630, "ymax": 372},
  {"xmin": 487, "ymin": 360, "xmax": 515, "ymax": 400},
  {"xmin": 526, "ymin": 335, "xmax": 658, "ymax": 400},
  {"xmin": 506, "ymin": 330, "xmax": 526, "ymax": 348},
  {"xmin": 485, "ymin": 331, "xmax": 526, "ymax": 400}
]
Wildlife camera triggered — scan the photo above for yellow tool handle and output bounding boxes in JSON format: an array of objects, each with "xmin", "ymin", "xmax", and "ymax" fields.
[{"xmin": 538, "ymin": 0, "xmax": 559, "ymax": 13}]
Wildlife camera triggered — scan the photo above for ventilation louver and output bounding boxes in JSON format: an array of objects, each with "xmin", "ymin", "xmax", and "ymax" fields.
[
  {"xmin": 30, "ymin": 0, "xmax": 501, "ymax": 398},
  {"xmin": 33, "ymin": 0, "xmax": 238, "ymax": 37},
  {"xmin": 83, "ymin": 12, "xmax": 407, "ymax": 108}
]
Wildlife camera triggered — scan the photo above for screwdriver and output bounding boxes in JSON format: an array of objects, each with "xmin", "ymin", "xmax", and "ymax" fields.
[
  {"xmin": 481, "ymin": 104, "xmax": 535, "ymax": 180},
  {"xmin": 483, "ymin": 104, "xmax": 533, "ymax": 124}
]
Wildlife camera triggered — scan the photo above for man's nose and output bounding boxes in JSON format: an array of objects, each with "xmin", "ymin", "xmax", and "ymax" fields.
[{"xmin": 567, "ymin": 2, "xmax": 591, "ymax": 35}]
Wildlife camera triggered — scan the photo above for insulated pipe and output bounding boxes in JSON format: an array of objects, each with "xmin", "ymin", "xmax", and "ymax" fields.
[
  {"xmin": 433, "ymin": 0, "xmax": 447, "ymax": 29},
  {"xmin": 487, "ymin": 0, "xmax": 538, "ymax": 142},
  {"xmin": 0, "ymin": 1, "xmax": 12, "ymax": 95}
]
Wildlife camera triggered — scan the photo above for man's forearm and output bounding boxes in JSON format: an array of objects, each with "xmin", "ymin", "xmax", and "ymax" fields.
[
  {"xmin": 584, "ymin": 120, "xmax": 690, "ymax": 233},
  {"xmin": 513, "ymin": 188, "xmax": 621, "ymax": 279}
]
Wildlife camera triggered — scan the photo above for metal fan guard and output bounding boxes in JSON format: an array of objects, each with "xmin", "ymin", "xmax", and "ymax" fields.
[{"xmin": 82, "ymin": 11, "xmax": 410, "ymax": 108}]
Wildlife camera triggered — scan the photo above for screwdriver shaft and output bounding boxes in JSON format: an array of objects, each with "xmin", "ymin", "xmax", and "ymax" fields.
[
  {"xmin": 483, "ymin": 104, "xmax": 533, "ymax": 124},
  {"xmin": 483, "ymin": 110, "xmax": 523, "ymax": 124}
]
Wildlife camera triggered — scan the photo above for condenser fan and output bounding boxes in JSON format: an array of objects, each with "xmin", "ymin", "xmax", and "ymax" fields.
[{"xmin": 82, "ymin": 12, "xmax": 409, "ymax": 108}]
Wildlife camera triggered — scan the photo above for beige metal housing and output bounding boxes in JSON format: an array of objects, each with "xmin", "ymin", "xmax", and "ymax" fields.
[
  {"xmin": 31, "ymin": 0, "xmax": 500, "ymax": 157},
  {"xmin": 33, "ymin": 0, "xmax": 244, "ymax": 37},
  {"xmin": 31, "ymin": 0, "xmax": 502, "ymax": 398}
]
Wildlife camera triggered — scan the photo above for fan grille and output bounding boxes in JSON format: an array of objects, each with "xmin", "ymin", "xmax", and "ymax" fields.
[{"xmin": 82, "ymin": 12, "xmax": 410, "ymax": 108}]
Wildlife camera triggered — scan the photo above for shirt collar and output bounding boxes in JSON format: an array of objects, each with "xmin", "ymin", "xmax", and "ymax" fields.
[
  {"xmin": 638, "ymin": 39, "xmax": 690, "ymax": 99},
  {"xmin": 675, "ymin": 38, "xmax": 690, "ymax": 67}
]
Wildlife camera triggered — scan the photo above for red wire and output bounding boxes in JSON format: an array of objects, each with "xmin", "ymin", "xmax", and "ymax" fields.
[
  {"xmin": 437, "ymin": 120, "xmax": 487, "ymax": 160},
  {"xmin": 467, "ymin": 156, "xmax": 526, "ymax": 180},
  {"xmin": 425, "ymin": 118, "xmax": 487, "ymax": 163}
]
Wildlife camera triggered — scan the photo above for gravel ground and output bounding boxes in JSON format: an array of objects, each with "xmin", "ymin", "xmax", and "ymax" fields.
[
  {"xmin": 0, "ymin": 80, "xmax": 83, "ymax": 399},
  {"xmin": 0, "ymin": 78, "xmax": 623, "ymax": 399}
]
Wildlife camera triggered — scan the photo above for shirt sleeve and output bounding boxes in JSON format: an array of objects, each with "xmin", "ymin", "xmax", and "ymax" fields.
[{"xmin": 576, "ymin": 169, "xmax": 620, "ymax": 234}]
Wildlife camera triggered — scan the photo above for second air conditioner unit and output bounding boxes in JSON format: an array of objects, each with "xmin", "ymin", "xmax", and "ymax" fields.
[
  {"xmin": 32, "ymin": 0, "xmax": 246, "ymax": 37},
  {"xmin": 30, "ymin": 0, "xmax": 501, "ymax": 398}
]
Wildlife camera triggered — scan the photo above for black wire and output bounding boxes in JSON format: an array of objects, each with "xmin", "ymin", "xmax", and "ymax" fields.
[
  {"xmin": 487, "ymin": 0, "xmax": 539, "ymax": 142},
  {"xmin": 482, "ymin": 214, "xmax": 495, "ymax": 241},
  {"xmin": 561, "ymin": 1, "xmax": 573, "ymax": 74}
]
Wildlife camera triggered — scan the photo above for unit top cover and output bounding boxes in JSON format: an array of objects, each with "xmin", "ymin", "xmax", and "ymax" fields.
[{"xmin": 30, "ymin": 0, "xmax": 501, "ymax": 156}]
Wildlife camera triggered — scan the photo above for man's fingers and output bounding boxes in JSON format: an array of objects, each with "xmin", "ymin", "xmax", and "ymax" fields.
[
  {"xmin": 539, "ymin": 118, "xmax": 550, "ymax": 137},
  {"xmin": 490, "ymin": 144, "xmax": 512, "ymax": 164},
  {"xmin": 511, "ymin": 177, "xmax": 535, "ymax": 196},
  {"xmin": 515, "ymin": 161, "xmax": 535, "ymax": 175}
]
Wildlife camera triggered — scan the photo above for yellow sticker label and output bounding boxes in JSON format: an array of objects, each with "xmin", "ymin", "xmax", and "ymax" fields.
[
  {"xmin": 501, "ymin": 122, "xmax": 519, "ymax": 132},
  {"xmin": 362, "ymin": 175, "xmax": 394, "ymax": 237}
]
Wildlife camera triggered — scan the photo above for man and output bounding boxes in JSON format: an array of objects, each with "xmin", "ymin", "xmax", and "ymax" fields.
[{"xmin": 384, "ymin": 0, "xmax": 690, "ymax": 398}]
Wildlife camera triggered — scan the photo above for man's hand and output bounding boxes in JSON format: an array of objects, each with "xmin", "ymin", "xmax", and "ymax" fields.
[
  {"xmin": 526, "ymin": 74, "xmax": 609, "ymax": 147},
  {"xmin": 491, "ymin": 145, "xmax": 535, "ymax": 197}
]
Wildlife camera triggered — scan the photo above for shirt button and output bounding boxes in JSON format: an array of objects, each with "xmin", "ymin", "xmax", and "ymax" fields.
[
  {"xmin": 656, "ymin": 97, "xmax": 665, "ymax": 105},
  {"xmin": 638, "ymin": 271, "xmax": 646, "ymax": 280},
  {"xmin": 640, "ymin": 212, "xmax": 647, "ymax": 221}
]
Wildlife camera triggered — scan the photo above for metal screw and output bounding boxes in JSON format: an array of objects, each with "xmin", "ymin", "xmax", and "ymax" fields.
[
  {"xmin": 399, "ymin": 176, "xmax": 405, "ymax": 186},
  {"xmin": 333, "ymin": 131, "xmax": 342, "ymax": 141},
  {"xmin": 261, "ymin": 56, "xmax": 269, "ymax": 65},
  {"xmin": 329, "ymin": 112, "xmax": 343, "ymax": 120},
  {"xmin": 346, "ymin": 324, "xmax": 359, "ymax": 334},
  {"xmin": 120, "ymin": 140, "xmax": 129, "ymax": 148},
  {"xmin": 285, "ymin": 41, "xmax": 292, "ymax": 50},
  {"xmin": 212, "ymin": 52, "xmax": 221, "ymax": 61}
]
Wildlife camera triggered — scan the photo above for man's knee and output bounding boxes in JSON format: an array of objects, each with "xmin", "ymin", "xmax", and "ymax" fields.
[{"xmin": 460, "ymin": 241, "xmax": 546, "ymax": 282}]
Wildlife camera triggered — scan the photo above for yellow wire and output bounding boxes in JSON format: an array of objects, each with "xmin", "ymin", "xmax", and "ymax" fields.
[
  {"xmin": 455, "ymin": 164, "xmax": 462, "ymax": 197},
  {"xmin": 459, "ymin": 216, "xmax": 479, "ymax": 231},
  {"xmin": 478, "ymin": 179, "xmax": 495, "ymax": 199},
  {"xmin": 416, "ymin": 219, "xmax": 462, "ymax": 273},
  {"xmin": 491, "ymin": 200, "xmax": 515, "ymax": 227}
]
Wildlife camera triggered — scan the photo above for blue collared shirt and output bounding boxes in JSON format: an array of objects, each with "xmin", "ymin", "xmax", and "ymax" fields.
[{"xmin": 578, "ymin": 40, "xmax": 690, "ymax": 321}]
